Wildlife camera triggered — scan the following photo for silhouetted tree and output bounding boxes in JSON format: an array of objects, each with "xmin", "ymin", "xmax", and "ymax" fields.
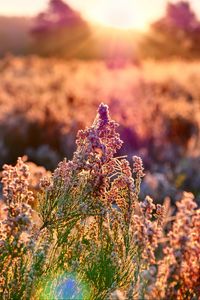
[
  {"xmin": 140, "ymin": 1, "xmax": 200, "ymax": 59},
  {"xmin": 154, "ymin": 1, "xmax": 200, "ymax": 32},
  {"xmin": 31, "ymin": 0, "xmax": 90, "ymax": 57}
]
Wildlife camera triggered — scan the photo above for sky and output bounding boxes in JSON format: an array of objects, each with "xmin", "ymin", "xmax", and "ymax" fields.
[{"xmin": 0, "ymin": 0, "xmax": 200, "ymax": 30}]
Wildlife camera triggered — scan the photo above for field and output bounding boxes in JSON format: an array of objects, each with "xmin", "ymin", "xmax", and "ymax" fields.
[
  {"xmin": 0, "ymin": 55, "xmax": 200, "ymax": 299},
  {"xmin": 0, "ymin": 56, "xmax": 200, "ymax": 202},
  {"xmin": 1, "ymin": 0, "xmax": 200, "ymax": 298}
]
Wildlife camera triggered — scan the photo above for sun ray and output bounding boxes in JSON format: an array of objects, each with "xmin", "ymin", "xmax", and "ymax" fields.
[{"xmin": 77, "ymin": 0, "xmax": 149, "ymax": 31}]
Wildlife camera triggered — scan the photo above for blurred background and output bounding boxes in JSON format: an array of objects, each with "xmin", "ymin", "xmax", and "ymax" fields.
[{"xmin": 0, "ymin": 0, "xmax": 200, "ymax": 203}]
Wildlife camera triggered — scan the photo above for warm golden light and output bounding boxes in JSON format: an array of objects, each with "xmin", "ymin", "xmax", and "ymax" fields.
[{"xmin": 83, "ymin": 0, "xmax": 148, "ymax": 30}]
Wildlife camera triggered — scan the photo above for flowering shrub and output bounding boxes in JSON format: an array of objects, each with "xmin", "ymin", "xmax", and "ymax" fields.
[{"xmin": 0, "ymin": 104, "xmax": 199, "ymax": 299}]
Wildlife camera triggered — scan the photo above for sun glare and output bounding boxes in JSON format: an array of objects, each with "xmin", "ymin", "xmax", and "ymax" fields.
[{"xmin": 84, "ymin": 0, "xmax": 148, "ymax": 30}]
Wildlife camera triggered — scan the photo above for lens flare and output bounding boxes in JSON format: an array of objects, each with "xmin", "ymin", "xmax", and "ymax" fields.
[{"xmin": 40, "ymin": 273, "xmax": 90, "ymax": 300}]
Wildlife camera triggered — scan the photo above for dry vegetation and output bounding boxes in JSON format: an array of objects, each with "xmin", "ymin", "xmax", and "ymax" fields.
[{"xmin": 0, "ymin": 104, "xmax": 199, "ymax": 299}]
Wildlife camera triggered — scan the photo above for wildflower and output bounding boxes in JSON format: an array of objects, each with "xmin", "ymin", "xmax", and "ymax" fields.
[
  {"xmin": 132, "ymin": 156, "xmax": 145, "ymax": 178},
  {"xmin": 2, "ymin": 157, "xmax": 34, "ymax": 205}
]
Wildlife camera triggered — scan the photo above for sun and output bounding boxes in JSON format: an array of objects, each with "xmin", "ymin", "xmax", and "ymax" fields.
[{"xmin": 83, "ymin": 0, "xmax": 148, "ymax": 30}]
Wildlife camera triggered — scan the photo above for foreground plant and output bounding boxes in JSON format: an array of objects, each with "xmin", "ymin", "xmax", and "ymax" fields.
[{"xmin": 0, "ymin": 104, "xmax": 199, "ymax": 300}]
